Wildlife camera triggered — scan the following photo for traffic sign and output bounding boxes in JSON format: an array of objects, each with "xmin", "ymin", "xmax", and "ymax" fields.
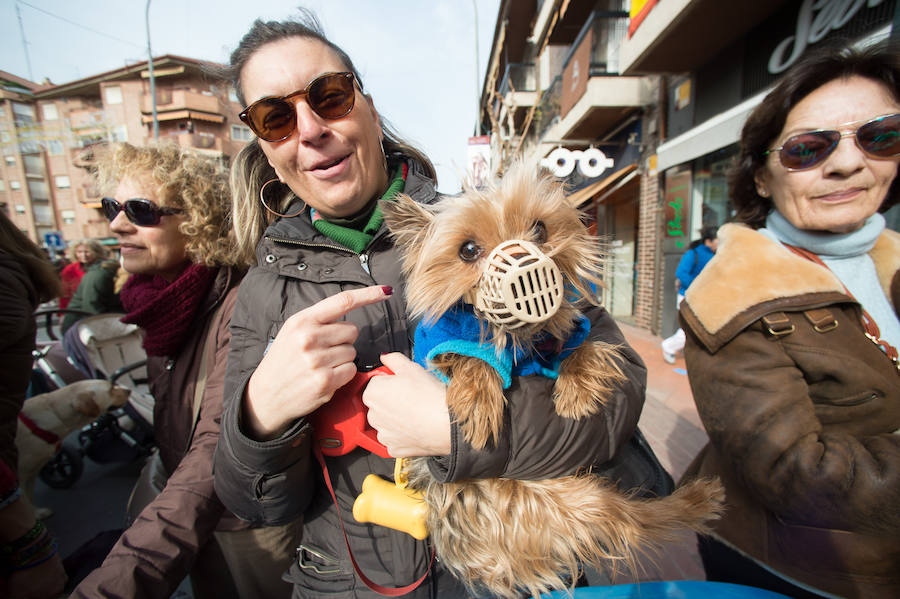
[{"xmin": 44, "ymin": 231, "xmax": 64, "ymax": 250}]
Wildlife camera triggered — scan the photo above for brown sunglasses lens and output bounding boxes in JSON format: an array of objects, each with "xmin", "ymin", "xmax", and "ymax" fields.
[
  {"xmin": 244, "ymin": 73, "xmax": 355, "ymax": 141},
  {"xmin": 308, "ymin": 73, "xmax": 356, "ymax": 118}
]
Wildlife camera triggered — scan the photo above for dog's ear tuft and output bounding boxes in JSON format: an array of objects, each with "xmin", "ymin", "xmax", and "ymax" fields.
[
  {"xmin": 74, "ymin": 392, "xmax": 101, "ymax": 417},
  {"xmin": 381, "ymin": 194, "xmax": 434, "ymax": 251}
]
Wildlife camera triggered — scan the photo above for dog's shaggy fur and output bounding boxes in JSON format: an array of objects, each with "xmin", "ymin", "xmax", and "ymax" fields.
[
  {"xmin": 17, "ymin": 380, "xmax": 129, "ymax": 518},
  {"xmin": 383, "ymin": 162, "xmax": 724, "ymax": 598}
]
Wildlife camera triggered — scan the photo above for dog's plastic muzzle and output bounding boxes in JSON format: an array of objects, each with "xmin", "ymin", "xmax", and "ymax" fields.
[{"xmin": 469, "ymin": 240, "xmax": 563, "ymax": 329}]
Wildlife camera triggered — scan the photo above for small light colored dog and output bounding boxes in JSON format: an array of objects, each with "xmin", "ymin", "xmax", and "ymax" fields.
[
  {"xmin": 17, "ymin": 379, "xmax": 130, "ymax": 518},
  {"xmin": 382, "ymin": 162, "xmax": 725, "ymax": 599}
]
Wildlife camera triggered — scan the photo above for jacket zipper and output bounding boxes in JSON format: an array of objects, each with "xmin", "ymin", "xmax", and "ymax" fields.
[
  {"xmin": 266, "ymin": 235, "xmax": 373, "ymax": 274},
  {"xmin": 265, "ymin": 234, "xmax": 395, "ymax": 355}
]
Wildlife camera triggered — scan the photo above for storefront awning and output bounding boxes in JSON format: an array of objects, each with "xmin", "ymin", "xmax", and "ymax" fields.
[
  {"xmin": 140, "ymin": 110, "xmax": 225, "ymax": 124},
  {"xmin": 566, "ymin": 164, "xmax": 638, "ymax": 208},
  {"xmin": 656, "ymin": 89, "xmax": 767, "ymax": 172}
]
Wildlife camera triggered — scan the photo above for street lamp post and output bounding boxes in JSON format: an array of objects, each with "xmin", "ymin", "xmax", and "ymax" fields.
[{"xmin": 146, "ymin": 0, "xmax": 159, "ymax": 139}]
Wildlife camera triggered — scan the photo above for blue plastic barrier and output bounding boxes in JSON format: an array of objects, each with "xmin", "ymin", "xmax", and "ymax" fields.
[{"xmin": 542, "ymin": 581, "xmax": 791, "ymax": 598}]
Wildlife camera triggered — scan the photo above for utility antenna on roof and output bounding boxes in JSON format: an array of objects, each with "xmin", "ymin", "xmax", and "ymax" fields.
[{"xmin": 15, "ymin": 1, "xmax": 34, "ymax": 82}]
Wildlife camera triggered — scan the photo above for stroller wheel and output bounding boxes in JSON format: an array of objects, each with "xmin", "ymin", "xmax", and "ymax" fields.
[{"xmin": 39, "ymin": 445, "xmax": 84, "ymax": 489}]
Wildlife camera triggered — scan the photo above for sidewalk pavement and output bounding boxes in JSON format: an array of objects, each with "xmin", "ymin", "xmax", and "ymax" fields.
[{"xmin": 611, "ymin": 320, "xmax": 710, "ymax": 583}]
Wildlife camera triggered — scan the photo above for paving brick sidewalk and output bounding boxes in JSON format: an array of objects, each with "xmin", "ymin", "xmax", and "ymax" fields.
[{"xmin": 611, "ymin": 320, "xmax": 710, "ymax": 583}]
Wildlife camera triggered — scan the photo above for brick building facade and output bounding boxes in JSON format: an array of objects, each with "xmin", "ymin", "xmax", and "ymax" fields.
[{"xmin": 0, "ymin": 55, "xmax": 250, "ymax": 248}]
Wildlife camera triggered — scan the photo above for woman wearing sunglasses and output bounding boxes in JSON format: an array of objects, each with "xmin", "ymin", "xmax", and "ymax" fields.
[
  {"xmin": 213, "ymin": 10, "xmax": 647, "ymax": 599},
  {"xmin": 73, "ymin": 143, "xmax": 300, "ymax": 599},
  {"xmin": 678, "ymin": 44, "xmax": 900, "ymax": 598}
]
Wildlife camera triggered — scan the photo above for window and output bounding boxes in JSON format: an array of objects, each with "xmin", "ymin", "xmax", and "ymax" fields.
[
  {"xmin": 111, "ymin": 125, "xmax": 127, "ymax": 143},
  {"xmin": 55, "ymin": 175, "xmax": 70, "ymax": 189},
  {"xmin": 228, "ymin": 87, "xmax": 239, "ymax": 103},
  {"xmin": 9, "ymin": 180, "xmax": 20, "ymax": 190},
  {"xmin": 0, "ymin": 106, "xmax": 6, "ymax": 118},
  {"xmin": 104, "ymin": 86, "xmax": 123, "ymax": 105},
  {"xmin": 5, "ymin": 156, "xmax": 14, "ymax": 166},
  {"xmin": 0, "ymin": 179, "xmax": 5, "ymax": 191},
  {"xmin": 47, "ymin": 140, "xmax": 64, "ymax": 155},
  {"xmin": 0, "ymin": 131, "xmax": 10, "ymax": 143},
  {"xmin": 231, "ymin": 124, "xmax": 253, "ymax": 141},
  {"xmin": 15, "ymin": 204, "xmax": 25, "ymax": 213},
  {"xmin": 28, "ymin": 179, "xmax": 49, "ymax": 200},
  {"xmin": 23, "ymin": 154, "xmax": 45, "ymax": 178},
  {"xmin": 42, "ymin": 103, "xmax": 59, "ymax": 120},
  {"xmin": 12, "ymin": 102, "xmax": 35, "ymax": 123},
  {"xmin": 32, "ymin": 202, "xmax": 54, "ymax": 225},
  {"xmin": 61, "ymin": 209, "xmax": 76, "ymax": 224}
]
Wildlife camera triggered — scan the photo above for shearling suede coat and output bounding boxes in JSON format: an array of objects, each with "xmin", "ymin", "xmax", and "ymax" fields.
[
  {"xmin": 679, "ymin": 223, "xmax": 900, "ymax": 599},
  {"xmin": 213, "ymin": 159, "xmax": 648, "ymax": 599}
]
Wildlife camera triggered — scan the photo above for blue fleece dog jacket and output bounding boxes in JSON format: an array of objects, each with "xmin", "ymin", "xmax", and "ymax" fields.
[{"xmin": 413, "ymin": 303, "xmax": 591, "ymax": 388}]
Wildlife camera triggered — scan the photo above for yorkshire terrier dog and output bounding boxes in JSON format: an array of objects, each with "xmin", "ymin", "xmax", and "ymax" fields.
[{"xmin": 381, "ymin": 162, "xmax": 724, "ymax": 599}]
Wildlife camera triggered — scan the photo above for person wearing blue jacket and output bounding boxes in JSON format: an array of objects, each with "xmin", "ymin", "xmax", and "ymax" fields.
[{"xmin": 661, "ymin": 227, "xmax": 718, "ymax": 363}]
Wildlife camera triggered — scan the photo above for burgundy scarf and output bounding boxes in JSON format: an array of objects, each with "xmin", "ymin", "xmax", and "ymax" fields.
[{"xmin": 120, "ymin": 263, "xmax": 217, "ymax": 356}]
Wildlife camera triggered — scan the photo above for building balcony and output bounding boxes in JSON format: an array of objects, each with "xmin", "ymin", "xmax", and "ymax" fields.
[
  {"xmin": 164, "ymin": 131, "xmax": 225, "ymax": 155},
  {"xmin": 142, "ymin": 90, "xmax": 226, "ymax": 124},
  {"xmin": 538, "ymin": 10, "xmax": 651, "ymax": 143},
  {"xmin": 618, "ymin": 0, "xmax": 783, "ymax": 75},
  {"xmin": 494, "ymin": 63, "xmax": 538, "ymax": 132},
  {"xmin": 69, "ymin": 109, "xmax": 109, "ymax": 132}
]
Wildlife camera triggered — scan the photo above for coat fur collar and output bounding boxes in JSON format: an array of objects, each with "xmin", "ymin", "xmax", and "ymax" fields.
[{"xmin": 683, "ymin": 222, "xmax": 900, "ymax": 345}]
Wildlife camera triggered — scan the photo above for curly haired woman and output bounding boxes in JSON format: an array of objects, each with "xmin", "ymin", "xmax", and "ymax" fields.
[{"xmin": 73, "ymin": 143, "xmax": 299, "ymax": 599}]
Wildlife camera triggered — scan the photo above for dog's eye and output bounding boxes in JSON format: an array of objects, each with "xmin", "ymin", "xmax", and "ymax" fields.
[
  {"xmin": 532, "ymin": 221, "xmax": 547, "ymax": 244},
  {"xmin": 458, "ymin": 240, "xmax": 482, "ymax": 262}
]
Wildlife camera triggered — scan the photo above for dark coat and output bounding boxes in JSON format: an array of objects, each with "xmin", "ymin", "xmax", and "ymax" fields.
[
  {"xmin": 61, "ymin": 260, "xmax": 123, "ymax": 333},
  {"xmin": 214, "ymin": 160, "xmax": 647, "ymax": 598},
  {"xmin": 680, "ymin": 223, "xmax": 900, "ymax": 599},
  {"xmin": 73, "ymin": 266, "xmax": 249, "ymax": 599},
  {"xmin": 0, "ymin": 253, "xmax": 40, "ymax": 480}
]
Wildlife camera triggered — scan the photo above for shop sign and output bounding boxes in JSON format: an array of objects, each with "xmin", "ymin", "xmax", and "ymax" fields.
[
  {"xmin": 664, "ymin": 169, "xmax": 691, "ymax": 248},
  {"xmin": 768, "ymin": 0, "xmax": 885, "ymax": 74},
  {"xmin": 541, "ymin": 147, "xmax": 615, "ymax": 178}
]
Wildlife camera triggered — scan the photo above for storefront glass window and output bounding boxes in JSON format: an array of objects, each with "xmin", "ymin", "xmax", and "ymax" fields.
[{"xmin": 692, "ymin": 144, "xmax": 737, "ymax": 236}]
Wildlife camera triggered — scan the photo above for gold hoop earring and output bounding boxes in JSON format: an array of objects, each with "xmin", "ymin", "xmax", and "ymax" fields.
[{"xmin": 259, "ymin": 178, "xmax": 305, "ymax": 219}]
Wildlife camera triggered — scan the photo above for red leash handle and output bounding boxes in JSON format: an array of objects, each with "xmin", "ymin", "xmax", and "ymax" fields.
[
  {"xmin": 313, "ymin": 444, "xmax": 434, "ymax": 596},
  {"xmin": 310, "ymin": 367, "xmax": 393, "ymax": 458}
]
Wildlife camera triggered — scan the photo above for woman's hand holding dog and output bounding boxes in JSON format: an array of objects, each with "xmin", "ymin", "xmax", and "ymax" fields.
[
  {"xmin": 242, "ymin": 286, "xmax": 392, "ymax": 440},
  {"xmin": 363, "ymin": 352, "xmax": 452, "ymax": 457}
]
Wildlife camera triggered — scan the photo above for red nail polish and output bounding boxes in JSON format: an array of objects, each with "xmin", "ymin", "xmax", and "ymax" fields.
[{"xmin": 382, "ymin": 286, "xmax": 393, "ymax": 296}]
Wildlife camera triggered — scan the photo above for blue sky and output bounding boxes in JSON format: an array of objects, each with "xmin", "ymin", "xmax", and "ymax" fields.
[{"xmin": 1, "ymin": 0, "xmax": 501, "ymax": 193}]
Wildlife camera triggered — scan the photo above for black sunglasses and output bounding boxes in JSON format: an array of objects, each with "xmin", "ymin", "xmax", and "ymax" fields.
[
  {"xmin": 239, "ymin": 71, "xmax": 357, "ymax": 142},
  {"xmin": 101, "ymin": 197, "xmax": 184, "ymax": 226},
  {"xmin": 765, "ymin": 113, "xmax": 900, "ymax": 171}
]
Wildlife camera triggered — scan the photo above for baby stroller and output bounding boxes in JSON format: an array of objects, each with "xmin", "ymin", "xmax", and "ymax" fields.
[{"xmin": 32, "ymin": 308, "xmax": 156, "ymax": 489}]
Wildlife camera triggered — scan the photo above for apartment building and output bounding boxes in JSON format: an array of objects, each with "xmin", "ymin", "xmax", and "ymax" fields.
[
  {"xmin": 479, "ymin": 0, "xmax": 898, "ymax": 335},
  {"xmin": 0, "ymin": 55, "xmax": 251, "ymax": 248}
]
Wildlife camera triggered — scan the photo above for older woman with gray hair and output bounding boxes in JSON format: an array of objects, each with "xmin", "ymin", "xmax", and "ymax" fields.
[{"xmin": 679, "ymin": 43, "xmax": 900, "ymax": 598}]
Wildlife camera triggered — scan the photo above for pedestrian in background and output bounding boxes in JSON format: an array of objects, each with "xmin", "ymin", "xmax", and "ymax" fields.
[
  {"xmin": 61, "ymin": 256, "xmax": 123, "ymax": 334},
  {"xmin": 679, "ymin": 43, "xmax": 900, "ymax": 598},
  {"xmin": 661, "ymin": 226, "xmax": 717, "ymax": 364},
  {"xmin": 59, "ymin": 239, "xmax": 105, "ymax": 310}
]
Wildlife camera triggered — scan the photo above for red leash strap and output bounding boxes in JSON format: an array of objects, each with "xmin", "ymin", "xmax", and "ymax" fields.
[
  {"xmin": 784, "ymin": 244, "xmax": 900, "ymax": 368},
  {"xmin": 18, "ymin": 413, "xmax": 62, "ymax": 451},
  {"xmin": 313, "ymin": 445, "xmax": 434, "ymax": 596}
]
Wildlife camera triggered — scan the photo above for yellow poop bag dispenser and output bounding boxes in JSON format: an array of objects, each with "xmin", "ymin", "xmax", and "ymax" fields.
[{"xmin": 352, "ymin": 458, "xmax": 429, "ymax": 540}]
